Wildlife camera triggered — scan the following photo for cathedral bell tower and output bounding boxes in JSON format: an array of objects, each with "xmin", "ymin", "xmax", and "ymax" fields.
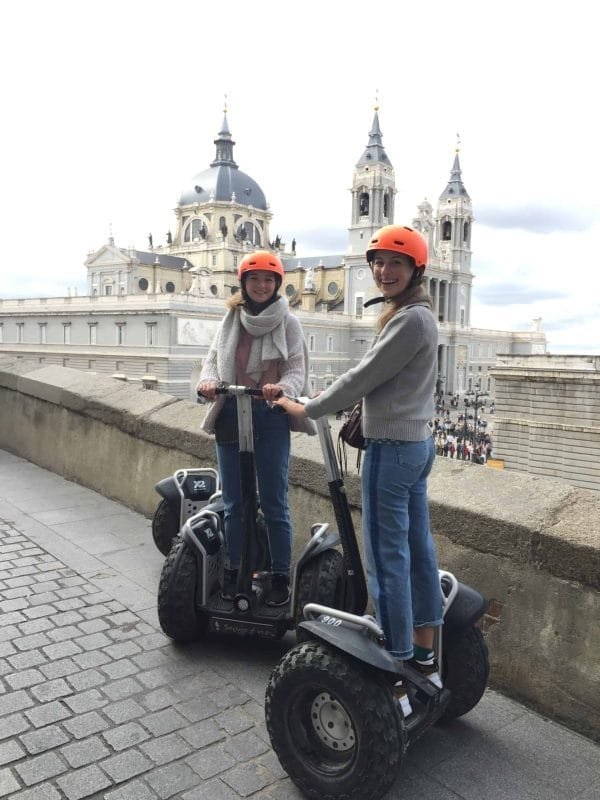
[{"xmin": 344, "ymin": 107, "xmax": 396, "ymax": 317}]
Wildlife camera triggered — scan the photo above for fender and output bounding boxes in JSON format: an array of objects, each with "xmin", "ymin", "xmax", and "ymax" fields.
[
  {"xmin": 444, "ymin": 580, "xmax": 488, "ymax": 632},
  {"xmin": 298, "ymin": 618, "xmax": 438, "ymax": 697},
  {"xmin": 296, "ymin": 527, "xmax": 341, "ymax": 572},
  {"xmin": 154, "ymin": 476, "xmax": 180, "ymax": 516}
]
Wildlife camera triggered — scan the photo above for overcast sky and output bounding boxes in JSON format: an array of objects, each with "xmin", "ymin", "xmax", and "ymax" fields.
[{"xmin": 1, "ymin": 0, "xmax": 598, "ymax": 353}]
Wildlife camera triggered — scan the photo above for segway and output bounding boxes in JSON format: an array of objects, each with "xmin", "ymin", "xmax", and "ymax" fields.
[
  {"xmin": 156, "ymin": 386, "xmax": 350, "ymax": 644},
  {"xmin": 265, "ymin": 409, "xmax": 490, "ymax": 800}
]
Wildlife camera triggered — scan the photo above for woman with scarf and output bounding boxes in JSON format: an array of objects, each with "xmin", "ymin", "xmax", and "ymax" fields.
[{"xmin": 197, "ymin": 250, "xmax": 313, "ymax": 606}]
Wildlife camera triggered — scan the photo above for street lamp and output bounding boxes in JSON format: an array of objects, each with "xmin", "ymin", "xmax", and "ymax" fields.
[{"xmin": 464, "ymin": 383, "xmax": 489, "ymax": 463}]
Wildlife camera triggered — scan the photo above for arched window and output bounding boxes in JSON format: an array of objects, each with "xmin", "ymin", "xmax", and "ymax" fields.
[
  {"xmin": 359, "ymin": 192, "xmax": 369, "ymax": 216},
  {"xmin": 235, "ymin": 221, "xmax": 261, "ymax": 246},
  {"xmin": 463, "ymin": 221, "xmax": 470, "ymax": 242},
  {"xmin": 442, "ymin": 221, "xmax": 452, "ymax": 241},
  {"xmin": 383, "ymin": 193, "xmax": 390, "ymax": 218},
  {"xmin": 184, "ymin": 218, "xmax": 207, "ymax": 242}
]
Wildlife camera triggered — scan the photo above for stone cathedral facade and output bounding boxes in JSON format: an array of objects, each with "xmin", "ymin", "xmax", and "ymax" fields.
[{"xmin": 0, "ymin": 109, "xmax": 545, "ymax": 398}]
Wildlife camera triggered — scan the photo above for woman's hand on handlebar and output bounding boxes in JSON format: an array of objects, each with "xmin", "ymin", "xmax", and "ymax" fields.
[
  {"xmin": 262, "ymin": 383, "xmax": 284, "ymax": 402},
  {"xmin": 197, "ymin": 380, "xmax": 218, "ymax": 401},
  {"xmin": 274, "ymin": 394, "xmax": 308, "ymax": 418}
]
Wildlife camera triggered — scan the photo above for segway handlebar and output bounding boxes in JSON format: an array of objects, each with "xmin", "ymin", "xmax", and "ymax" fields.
[{"xmin": 197, "ymin": 384, "xmax": 267, "ymax": 401}]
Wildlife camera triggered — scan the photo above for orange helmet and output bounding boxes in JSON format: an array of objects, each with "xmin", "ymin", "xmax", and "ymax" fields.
[
  {"xmin": 237, "ymin": 250, "xmax": 284, "ymax": 280},
  {"xmin": 366, "ymin": 225, "xmax": 428, "ymax": 269}
]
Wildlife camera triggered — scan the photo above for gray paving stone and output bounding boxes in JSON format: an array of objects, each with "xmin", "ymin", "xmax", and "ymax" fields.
[
  {"xmin": 102, "ymin": 722, "xmax": 150, "ymax": 751},
  {"xmin": 223, "ymin": 730, "xmax": 270, "ymax": 762},
  {"xmin": 0, "ymin": 689, "xmax": 34, "ymax": 716},
  {"xmin": 141, "ymin": 708, "xmax": 189, "ymax": 737},
  {"xmin": 180, "ymin": 777, "xmax": 239, "ymax": 800},
  {"xmin": 103, "ymin": 698, "xmax": 146, "ymax": 724},
  {"xmin": 0, "ymin": 767, "xmax": 20, "ymax": 796},
  {"xmin": 62, "ymin": 710, "xmax": 109, "ymax": 740},
  {"xmin": 7, "ymin": 784, "xmax": 62, "ymax": 800},
  {"xmin": 55, "ymin": 763, "xmax": 112, "ymax": 800},
  {"xmin": 25, "ymin": 699, "xmax": 72, "ymax": 728},
  {"xmin": 62, "ymin": 688, "xmax": 107, "ymax": 714},
  {"xmin": 6, "ymin": 650, "xmax": 47, "ymax": 670},
  {"xmin": 0, "ymin": 711, "xmax": 30, "ymax": 738},
  {"xmin": 216, "ymin": 708, "xmax": 255, "ymax": 736},
  {"xmin": 222, "ymin": 762, "xmax": 274, "ymax": 796},
  {"xmin": 185, "ymin": 743, "xmax": 236, "ymax": 780},
  {"xmin": 103, "ymin": 777, "xmax": 160, "ymax": 800},
  {"xmin": 66, "ymin": 668, "xmax": 106, "ymax": 691},
  {"xmin": 5, "ymin": 668, "xmax": 45, "ymax": 690},
  {"xmin": 139, "ymin": 732, "xmax": 193, "ymax": 766},
  {"xmin": 14, "ymin": 750, "xmax": 68, "ymax": 786},
  {"xmin": 100, "ymin": 750, "xmax": 153, "ymax": 783},
  {"xmin": 101, "ymin": 658, "xmax": 138, "ymax": 680},
  {"xmin": 102, "ymin": 676, "xmax": 144, "ymax": 701},
  {"xmin": 60, "ymin": 736, "xmax": 111, "ymax": 768},
  {"xmin": 47, "ymin": 625, "xmax": 81, "ymax": 643},
  {"xmin": 0, "ymin": 739, "xmax": 26, "ymax": 766},
  {"xmin": 39, "ymin": 657, "xmax": 79, "ymax": 680},
  {"xmin": 145, "ymin": 761, "xmax": 199, "ymax": 798},
  {"xmin": 21, "ymin": 723, "xmax": 70, "ymax": 754},
  {"xmin": 30, "ymin": 677, "xmax": 72, "ymax": 703}
]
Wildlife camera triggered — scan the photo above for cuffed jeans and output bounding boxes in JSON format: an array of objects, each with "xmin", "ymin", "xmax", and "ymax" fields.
[
  {"xmin": 362, "ymin": 435, "xmax": 443, "ymax": 659},
  {"xmin": 216, "ymin": 401, "xmax": 292, "ymax": 575}
]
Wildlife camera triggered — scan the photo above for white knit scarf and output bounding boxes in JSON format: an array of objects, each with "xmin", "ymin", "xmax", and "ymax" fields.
[{"xmin": 216, "ymin": 296, "xmax": 289, "ymax": 384}]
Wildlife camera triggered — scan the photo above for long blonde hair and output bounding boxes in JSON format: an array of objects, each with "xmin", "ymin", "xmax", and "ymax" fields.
[{"xmin": 377, "ymin": 280, "xmax": 433, "ymax": 331}]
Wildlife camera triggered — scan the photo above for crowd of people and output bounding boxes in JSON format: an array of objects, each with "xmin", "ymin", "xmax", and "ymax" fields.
[{"xmin": 431, "ymin": 395, "xmax": 494, "ymax": 464}]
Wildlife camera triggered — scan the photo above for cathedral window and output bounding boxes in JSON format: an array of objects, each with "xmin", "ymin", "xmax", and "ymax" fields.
[
  {"xmin": 236, "ymin": 221, "xmax": 261, "ymax": 246},
  {"xmin": 308, "ymin": 334, "xmax": 316, "ymax": 352},
  {"xmin": 463, "ymin": 221, "xmax": 470, "ymax": 242},
  {"xmin": 165, "ymin": 282, "xmax": 175, "ymax": 293},
  {"xmin": 384, "ymin": 193, "xmax": 391, "ymax": 218},
  {"xmin": 146, "ymin": 323, "xmax": 157, "ymax": 346},
  {"xmin": 138, "ymin": 278, "xmax": 149, "ymax": 291},
  {"xmin": 442, "ymin": 221, "xmax": 452, "ymax": 241},
  {"xmin": 359, "ymin": 193, "xmax": 369, "ymax": 216}
]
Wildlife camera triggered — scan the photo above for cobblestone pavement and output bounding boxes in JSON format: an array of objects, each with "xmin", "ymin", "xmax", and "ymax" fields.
[{"xmin": 1, "ymin": 448, "xmax": 600, "ymax": 800}]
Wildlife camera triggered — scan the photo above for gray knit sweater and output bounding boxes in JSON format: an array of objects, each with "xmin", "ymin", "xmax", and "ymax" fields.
[{"xmin": 305, "ymin": 304, "xmax": 437, "ymax": 441}]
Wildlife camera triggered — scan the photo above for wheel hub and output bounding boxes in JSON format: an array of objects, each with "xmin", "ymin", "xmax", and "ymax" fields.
[{"xmin": 310, "ymin": 692, "xmax": 355, "ymax": 751}]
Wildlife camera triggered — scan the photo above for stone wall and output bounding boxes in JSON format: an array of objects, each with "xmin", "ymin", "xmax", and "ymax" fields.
[
  {"xmin": 0, "ymin": 357, "xmax": 599, "ymax": 742},
  {"xmin": 492, "ymin": 354, "xmax": 600, "ymax": 491}
]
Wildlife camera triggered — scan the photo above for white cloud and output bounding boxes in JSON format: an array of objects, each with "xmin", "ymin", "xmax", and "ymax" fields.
[{"xmin": 1, "ymin": 0, "xmax": 599, "ymax": 354}]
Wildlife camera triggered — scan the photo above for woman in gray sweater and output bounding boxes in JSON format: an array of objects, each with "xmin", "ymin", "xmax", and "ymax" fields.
[{"xmin": 276, "ymin": 224, "xmax": 443, "ymax": 715}]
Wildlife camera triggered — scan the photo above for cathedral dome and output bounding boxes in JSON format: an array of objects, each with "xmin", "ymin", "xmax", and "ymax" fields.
[
  {"xmin": 179, "ymin": 166, "xmax": 267, "ymax": 210},
  {"xmin": 178, "ymin": 111, "xmax": 267, "ymax": 211}
]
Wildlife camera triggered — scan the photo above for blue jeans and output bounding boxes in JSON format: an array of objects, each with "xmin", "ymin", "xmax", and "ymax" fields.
[
  {"xmin": 361, "ymin": 436, "xmax": 443, "ymax": 659},
  {"xmin": 216, "ymin": 400, "xmax": 292, "ymax": 575}
]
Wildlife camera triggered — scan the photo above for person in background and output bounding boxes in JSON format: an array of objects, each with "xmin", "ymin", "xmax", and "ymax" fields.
[
  {"xmin": 197, "ymin": 250, "xmax": 314, "ymax": 606},
  {"xmin": 276, "ymin": 224, "xmax": 443, "ymax": 715}
]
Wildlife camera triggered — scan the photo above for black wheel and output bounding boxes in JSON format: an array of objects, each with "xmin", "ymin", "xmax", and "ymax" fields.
[
  {"xmin": 294, "ymin": 549, "xmax": 344, "ymax": 642},
  {"xmin": 265, "ymin": 640, "xmax": 405, "ymax": 800},
  {"xmin": 440, "ymin": 625, "xmax": 489, "ymax": 720},
  {"xmin": 152, "ymin": 499, "xmax": 180, "ymax": 556},
  {"xmin": 157, "ymin": 536, "xmax": 208, "ymax": 642}
]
